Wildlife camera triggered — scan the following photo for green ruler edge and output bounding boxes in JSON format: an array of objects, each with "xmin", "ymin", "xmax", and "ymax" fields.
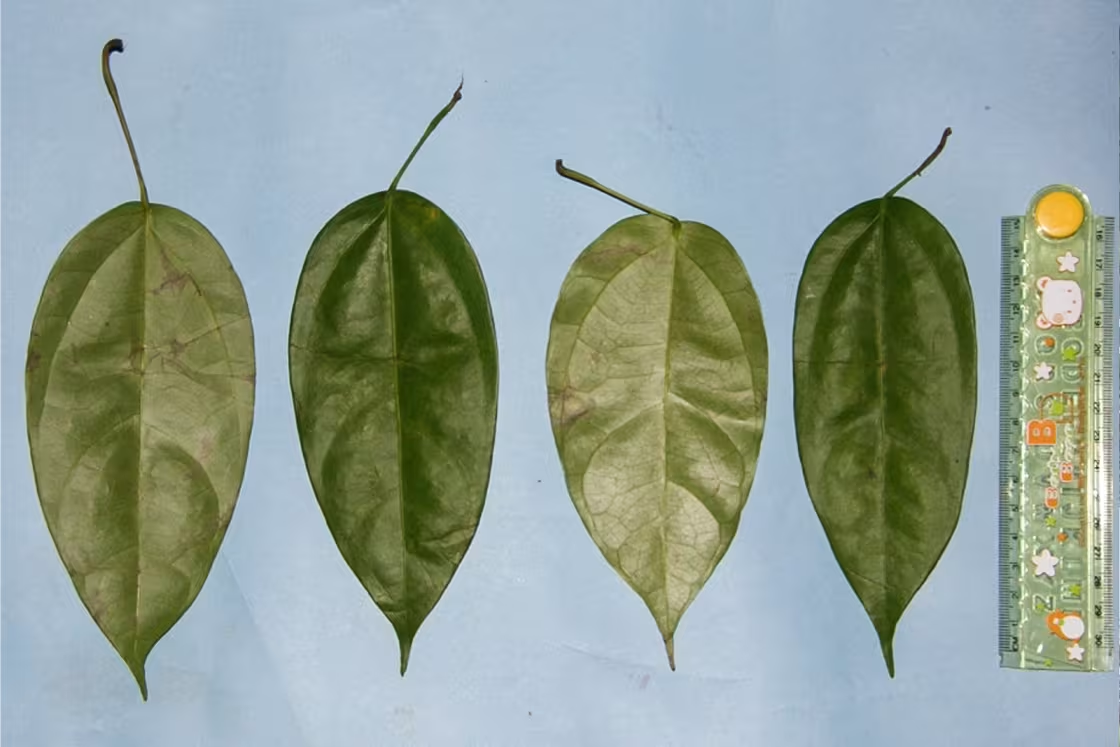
[{"xmin": 999, "ymin": 185, "xmax": 1115, "ymax": 672}]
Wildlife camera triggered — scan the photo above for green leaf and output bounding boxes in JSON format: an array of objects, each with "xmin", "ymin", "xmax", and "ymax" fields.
[
  {"xmin": 288, "ymin": 84, "xmax": 497, "ymax": 675},
  {"xmin": 547, "ymin": 161, "xmax": 768, "ymax": 669},
  {"xmin": 792, "ymin": 129, "xmax": 976, "ymax": 676},
  {"xmin": 25, "ymin": 40, "xmax": 255, "ymax": 700}
]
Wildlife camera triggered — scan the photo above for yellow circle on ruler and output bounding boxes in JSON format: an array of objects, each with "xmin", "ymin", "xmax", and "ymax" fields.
[{"xmin": 1035, "ymin": 190, "xmax": 1084, "ymax": 239}]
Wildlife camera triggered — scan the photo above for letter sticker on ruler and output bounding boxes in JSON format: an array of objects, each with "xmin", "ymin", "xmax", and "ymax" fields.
[{"xmin": 998, "ymin": 185, "xmax": 1114, "ymax": 672}]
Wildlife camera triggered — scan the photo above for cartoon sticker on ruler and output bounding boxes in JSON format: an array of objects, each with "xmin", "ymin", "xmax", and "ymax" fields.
[
  {"xmin": 1036, "ymin": 277, "xmax": 1082, "ymax": 329},
  {"xmin": 1033, "ymin": 361, "xmax": 1054, "ymax": 381},
  {"xmin": 1028, "ymin": 392, "xmax": 1076, "ymax": 448},
  {"xmin": 1061, "ymin": 340, "xmax": 1083, "ymax": 381},
  {"xmin": 1056, "ymin": 251, "xmax": 1080, "ymax": 273},
  {"xmin": 1026, "ymin": 419, "xmax": 1057, "ymax": 446},
  {"xmin": 1044, "ymin": 486, "xmax": 1059, "ymax": 509},
  {"xmin": 1040, "ymin": 392, "xmax": 1067, "ymax": 417},
  {"xmin": 1046, "ymin": 611, "xmax": 1086, "ymax": 661},
  {"xmin": 1032, "ymin": 548, "xmax": 1059, "ymax": 577},
  {"xmin": 1059, "ymin": 461, "xmax": 1074, "ymax": 482}
]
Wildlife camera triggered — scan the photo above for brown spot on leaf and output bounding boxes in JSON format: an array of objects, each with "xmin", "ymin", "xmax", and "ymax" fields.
[
  {"xmin": 154, "ymin": 249, "xmax": 199, "ymax": 295},
  {"xmin": 155, "ymin": 270, "xmax": 192, "ymax": 295},
  {"xmin": 549, "ymin": 385, "xmax": 593, "ymax": 427},
  {"xmin": 26, "ymin": 349, "xmax": 41, "ymax": 373}
]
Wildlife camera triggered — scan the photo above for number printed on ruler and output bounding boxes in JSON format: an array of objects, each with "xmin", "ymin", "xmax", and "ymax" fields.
[{"xmin": 999, "ymin": 185, "xmax": 1115, "ymax": 672}]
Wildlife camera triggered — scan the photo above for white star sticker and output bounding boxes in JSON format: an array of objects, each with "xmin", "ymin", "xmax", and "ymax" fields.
[
  {"xmin": 1032, "ymin": 548, "xmax": 1059, "ymax": 577},
  {"xmin": 1034, "ymin": 361, "xmax": 1053, "ymax": 380},
  {"xmin": 1067, "ymin": 642, "xmax": 1085, "ymax": 662},
  {"xmin": 1057, "ymin": 252, "xmax": 1079, "ymax": 272}
]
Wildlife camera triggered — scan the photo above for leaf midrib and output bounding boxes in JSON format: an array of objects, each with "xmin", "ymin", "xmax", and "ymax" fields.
[
  {"xmin": 133, "ymin": 206, "xmax": 152, "ymax": 670},
  {"xmin": 658, "ymin": 233, "xmax": 678, "ymax": 635},
  {"xmin": 868, "ymin": 202, "xmax": 957, "ymax": 611},
  {"xmin": 819, "ymin": 205, "xmax": 896, "ymax": 606},
  {"xmin": 806, "ymin": 205, "xmax": 896, "ymax": 610},
  {"xmin": 384, "ymin": 194, "xmax": 409, "ymax": 633}
]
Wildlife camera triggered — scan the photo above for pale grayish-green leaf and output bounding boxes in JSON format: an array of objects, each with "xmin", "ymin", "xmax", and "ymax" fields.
[
  {"xmin": 25, "ymin": 40, "xmax": 254, "ymax": 700},
  {"xmin": 547, "ymin": 162, "xmax": 768, "ymax": 668}
]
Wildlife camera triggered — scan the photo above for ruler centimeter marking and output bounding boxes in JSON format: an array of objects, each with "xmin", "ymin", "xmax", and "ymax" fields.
[{"xmin": 999, "ymin": 185, "xmax": 1114, "ymax": 672}]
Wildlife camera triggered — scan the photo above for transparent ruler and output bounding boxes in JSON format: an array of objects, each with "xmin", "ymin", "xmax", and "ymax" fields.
[{"xmin": 999, "ymin": 185, "xmax": 1115, "ymax": 671}]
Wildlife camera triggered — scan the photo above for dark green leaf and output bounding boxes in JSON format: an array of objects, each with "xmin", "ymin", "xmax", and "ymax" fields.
[
  {"xmin": 792, "ymin": 130, "xmax": 976, "ymax": 676},
  {"xmin": 288, "ymin": 85, "xmax": 497, "ymax": 674},
  {"xmin": 25, "ymin": 41, "xmax": 254, "ymax": 700},
  {"xmin": 547, "ymin": 162, "xmax": 768, "ymax": 669}
]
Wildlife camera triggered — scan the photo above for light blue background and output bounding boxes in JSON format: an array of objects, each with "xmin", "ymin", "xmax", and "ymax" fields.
[{"xmin": 2, "ymin": 1, "xmax": 1117, "ymax": 745}]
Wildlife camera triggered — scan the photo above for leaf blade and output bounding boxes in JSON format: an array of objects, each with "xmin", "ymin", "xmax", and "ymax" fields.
[
  {"xmin": 26, "ymin": 202, "xmax": 255, "ymax": 698},
  {"xmin": 289, "ymin": 189, "xmax": 498, "ymax": 673},
  {"xmin": 793, "ymin": 196, "xmax": 977, "ymax": 676},
  {"xmin": 547, "ymin": 215, "xmax": 767, "ymax": 666}
]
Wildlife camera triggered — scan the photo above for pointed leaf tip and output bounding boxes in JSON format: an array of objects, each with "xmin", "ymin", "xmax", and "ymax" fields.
[
  {"xmin": 129, "ymin": 662, "xmax": 149, "ymax": 701},
  {"xmin": 881, "ymin": 639, "xmax": 896, "ymax": 678},
  {"xmin": 665, "ymin": 636, "xmax": 676, "ymax": 671},
  {"xmin": 399, "ymin": 636, "xmax": 414, "ymax": 676}
]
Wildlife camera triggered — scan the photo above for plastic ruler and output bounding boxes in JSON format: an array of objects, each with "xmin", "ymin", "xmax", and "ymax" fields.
[{"xmin": 998, "ymin": 185, "xmax": 1114, "ymax": 672}]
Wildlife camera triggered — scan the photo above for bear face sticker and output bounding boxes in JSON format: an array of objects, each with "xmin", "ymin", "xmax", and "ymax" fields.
[{"xmin": 1036, "ymin": 276, "xmax": 1083, "ymax": 329}]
